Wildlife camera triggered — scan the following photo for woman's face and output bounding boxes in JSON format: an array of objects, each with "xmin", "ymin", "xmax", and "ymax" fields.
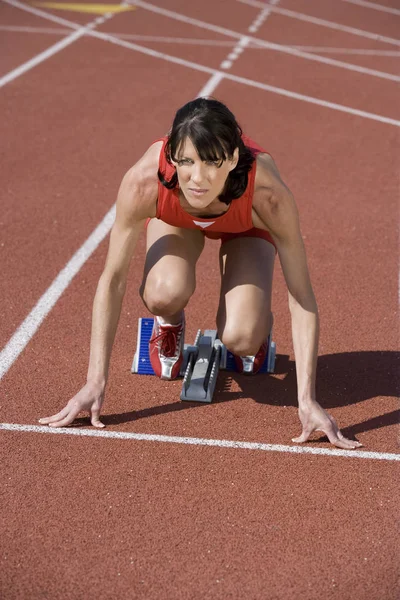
[{"xmin": 172, "ymin": 137, "xmax": 238, "ymax": 209}]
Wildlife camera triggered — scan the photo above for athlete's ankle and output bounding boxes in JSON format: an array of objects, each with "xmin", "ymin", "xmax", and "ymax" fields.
[{"xmin": 156, "ymin": 311, "xmax": 184, "ymax": 327}]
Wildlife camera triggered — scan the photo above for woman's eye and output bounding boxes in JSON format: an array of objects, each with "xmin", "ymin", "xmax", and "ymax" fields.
[{"xmin": 176, "ymin": 159, "xmax": 220, "ymax": 167}]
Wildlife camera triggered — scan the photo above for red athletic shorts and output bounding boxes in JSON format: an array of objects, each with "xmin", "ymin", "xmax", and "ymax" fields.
[
  {"xmin": 146, "ymin": 219, "xmax": 276, "ymax": 250},
  {"xmin": 203, "ymin": 227, "xmax": 276, "ymax": 250}
]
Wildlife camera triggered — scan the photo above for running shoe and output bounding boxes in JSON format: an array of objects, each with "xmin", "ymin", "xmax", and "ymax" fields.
[
  {"xmin": 234, "ymin": 340, "xmax": 268, "ymax": 375},
  {"xmin": 149, "ymin": 315, "xmax": 185, "ymax": 380}
]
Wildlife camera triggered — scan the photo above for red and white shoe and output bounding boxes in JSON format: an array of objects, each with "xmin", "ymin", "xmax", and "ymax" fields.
[
  {"xmin": 149, "ymin": 314, "xmax": 185, "ymax": 380},
  {"xmin": 234, "ymin": 341, "xmax": 268, "ymax": 375}
]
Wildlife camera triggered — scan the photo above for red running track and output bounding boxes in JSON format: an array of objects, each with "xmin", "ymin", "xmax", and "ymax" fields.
[{"xmin": 0, "ymin": 0, "xmax": 399, "ymax": 598}]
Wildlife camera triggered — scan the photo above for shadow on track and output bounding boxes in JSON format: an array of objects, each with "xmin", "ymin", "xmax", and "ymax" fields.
[
  {"xmin": 216, "ymin": 349, "xmax": 399, "ymax": 409},
  {"xmin": 94, "ymin": 350, "xmax": 399, "ymax": 437}
]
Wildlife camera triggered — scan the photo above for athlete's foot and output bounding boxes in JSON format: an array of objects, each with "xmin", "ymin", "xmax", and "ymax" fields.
[
  {"xmin": 149, "ymin": 313, "xmax": 185, "ymax": 380},
  {"xmin": 234, "ymin": 341, "xmax": 268, "ymax": 375}
]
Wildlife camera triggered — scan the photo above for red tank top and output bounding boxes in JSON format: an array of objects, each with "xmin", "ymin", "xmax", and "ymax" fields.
[{"xmin": 156, "ymin": 135, "xmax": 267, "ymax": 235}]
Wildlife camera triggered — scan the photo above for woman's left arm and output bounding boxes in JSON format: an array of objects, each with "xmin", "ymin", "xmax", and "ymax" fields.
[{"xmin": 253, "ymin": 160, "xmax": 362, "ymax": 449}]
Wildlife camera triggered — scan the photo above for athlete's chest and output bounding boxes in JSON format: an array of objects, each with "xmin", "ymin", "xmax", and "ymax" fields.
[{"xmin": 177, "ymin": 190, "xmax": 229, "ymax": 219}]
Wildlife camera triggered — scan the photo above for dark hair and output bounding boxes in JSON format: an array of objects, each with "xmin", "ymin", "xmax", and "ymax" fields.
[{"xmin": 158, "ymin": 98, "xmax": 255, "ymax": 205}]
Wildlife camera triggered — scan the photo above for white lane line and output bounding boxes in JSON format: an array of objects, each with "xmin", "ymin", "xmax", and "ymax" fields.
[
  {"xmin": 88, "ymin": 34, "xmax": 234, "ymax": 46},
  {"xmin": 237, "ymin": 0, "xmax": 400, "ymax": 47},
  {"xmin": 3, "ymin": 0, "xmax": 400, "ymax": 126},
  {"xmin": 0, "ymin": 3, "xmax": 120, "ymax": 88},
  {"xmin": 0, "ymin": 24, "xmax": 230, "ymax": 46},
  {"xmin": 248, "ymin": 5, "xmax": 273, "ymax": 33},
  {"xmin": 220, "ymin": 0, "xmax": 279, "ymax": 71},
  {"xmin": 199, "ymin": 2, "xmax": 279, "ymax": 93},
  {"xmin": 220, "ymin": 36, "xmax": 251, "ymax": 70},
  {"xmin": 197, "ymin": 72, "xmax": 225, "ymax": 97},
  {"xmin": 338, "ymin": 0, "xmax": 400, "ymax": 16},
  {"xmin": 0, "ymin": 206, "xmax": 116, "ymax": 380},
  {"xmin": 2, "ymin": 26, "xmax": 400, "ymax": 56},
  {"xmin": 0, "ymin": 25, "xmax": 91, "ymax": 88},
  {"xmin": 0, "ymin": 25, "xmax": 71, "ymax": 34},
  {"xmin": 130, "ymin": 0, "xmax": 400, "ymax": 82},
  {"xmin": 1, "ymin": 423, "xmax": 399, "ymax": 462},
  {"xmin": 5, "ymin": 0, "xmax": 400, "ymax": 52},
  {"xmin": 286, "ymin": 47, "xmax": 400, "ymax": 56},
  {"xmin": 94, "ymin": 33, "xmax": 400, "ymax": 125}
]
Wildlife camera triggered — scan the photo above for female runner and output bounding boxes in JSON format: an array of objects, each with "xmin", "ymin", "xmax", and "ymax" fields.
[{"xmin": 39, "ymin": 97, "xmax": 361, "ymax": 450}]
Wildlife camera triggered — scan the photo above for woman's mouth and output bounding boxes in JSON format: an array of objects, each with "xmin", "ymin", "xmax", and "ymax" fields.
[{"xmin": 189, "ymin": 188, "xmax": 208, "ymax": 197}]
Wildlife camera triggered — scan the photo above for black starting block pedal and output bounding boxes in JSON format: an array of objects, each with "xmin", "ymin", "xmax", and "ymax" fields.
[
  {"xmin": 131, "ymin": 318, "xmax": 276, "ymax": 403},
  {"xmin": 180, "ymin": 330, "xmax": 223, "ymax": 403}
]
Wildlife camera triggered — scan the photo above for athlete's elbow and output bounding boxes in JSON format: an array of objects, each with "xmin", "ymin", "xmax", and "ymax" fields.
[{"xmin": 288, "ymin": 289, "xmax": 318, "ymax": 315}]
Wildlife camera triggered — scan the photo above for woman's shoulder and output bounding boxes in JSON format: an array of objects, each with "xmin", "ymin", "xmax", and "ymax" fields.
[
  {"xmin": 254, "ymin": 152, "xmax": 283, "ymax": 192},
  {"xmin": 252, "ymin": 152, "xmax": 294, "ymax": 220},
  {"xmin": 117, "ymin": 141, "xmax": 164, "ymax": 220},
  {"xmin": 125, "ymin": 140, "xmax": 163, "ymax": 189}
]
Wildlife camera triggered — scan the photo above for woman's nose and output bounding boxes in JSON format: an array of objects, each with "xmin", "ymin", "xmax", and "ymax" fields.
[{"xmin": 191, "ymin": 162, "xmax": 205, "ymax": 183}]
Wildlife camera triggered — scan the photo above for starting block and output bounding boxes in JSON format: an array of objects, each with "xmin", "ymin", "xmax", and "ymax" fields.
[{"xmin": 131, "ymin": 318, "xmax": 276, "ymax": 403}]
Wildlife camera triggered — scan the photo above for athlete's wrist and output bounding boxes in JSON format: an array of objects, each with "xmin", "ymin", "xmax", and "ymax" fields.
[{"xmin": 86, "ymin": 375, "xmax": 107, "ymax": 391}]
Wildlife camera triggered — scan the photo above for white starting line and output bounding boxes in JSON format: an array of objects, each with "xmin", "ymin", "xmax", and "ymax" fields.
[
  {"xmin": 1, "ymin": 423, "xmax": 399, "ymax": 462},
  {"xmin": 0, "ymin": 1, "xmax": 398, "ymax": 461}
]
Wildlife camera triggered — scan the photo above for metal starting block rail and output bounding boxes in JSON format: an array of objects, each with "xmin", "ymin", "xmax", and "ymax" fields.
[{"xmin": 131, "ymin": 318, "xmax": 276, "ymax": 403}]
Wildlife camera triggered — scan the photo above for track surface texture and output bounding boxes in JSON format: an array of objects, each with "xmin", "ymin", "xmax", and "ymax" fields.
[{"xmin": 1, "ymin": 0, "xmax": 399, "ymax": 599}]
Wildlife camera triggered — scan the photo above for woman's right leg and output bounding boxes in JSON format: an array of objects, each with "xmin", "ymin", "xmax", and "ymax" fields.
[
  {"xmin": 140, "ymin": 218, "xmax": 205, "ymax": 319},
  {"xmin": 139, "ymin": 219, "xmax": 205, "ymax": 379}
]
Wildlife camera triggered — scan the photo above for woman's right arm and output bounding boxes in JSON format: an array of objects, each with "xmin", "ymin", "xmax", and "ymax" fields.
[{"xmin": 38, "ymin": 143, "xmax": 161, "ymax": 428}]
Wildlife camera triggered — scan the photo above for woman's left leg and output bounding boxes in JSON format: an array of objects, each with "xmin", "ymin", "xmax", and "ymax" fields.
[{"xmin": 216, "ymin": 236, "xmax": 276, "ymax": 372}]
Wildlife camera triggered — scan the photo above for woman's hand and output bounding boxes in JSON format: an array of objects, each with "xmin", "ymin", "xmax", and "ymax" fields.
[
  {"xmin": 292, "ymin": 401, "xmax": 362, "ymax": 449},
  {"xmin": 39, "ymin": 381, "xmax": 106, "ymax": 428}
]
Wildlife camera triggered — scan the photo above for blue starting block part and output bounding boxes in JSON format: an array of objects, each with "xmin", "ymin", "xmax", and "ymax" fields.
[
  {"xmin": 131, "ymin": 318, "xmax": 155, "ymax": 375},
  {"xmin": 131, "ymin": 318, "xmax": 276, "ymax": 376}
]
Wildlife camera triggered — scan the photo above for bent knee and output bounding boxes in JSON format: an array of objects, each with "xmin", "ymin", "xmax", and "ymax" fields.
[
  {"xmin": 221, "ymin": 330, "xmax": 262, "ymax": 356},
  {"xmin": 141, "ymin": 276, "xmax": 194, "ymax": 315},
  {"xmin": 220, "ymin": 314, "xmax": 273, "ymax": 356}
]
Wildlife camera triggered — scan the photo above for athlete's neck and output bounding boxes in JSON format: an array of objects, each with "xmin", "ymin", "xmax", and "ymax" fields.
[{"xmin": 178, "ymin": 190, "xmax": 229, "ymax": 218}]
